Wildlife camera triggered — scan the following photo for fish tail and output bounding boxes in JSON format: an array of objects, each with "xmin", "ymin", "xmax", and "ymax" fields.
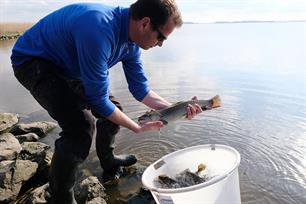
[
  {"xmin": 211, "ymin": 95, "xmax": 221, "ymax": 108},
  {"xmin": 200, "ymin": 95, "xmax": 221, "ymax": 110}
]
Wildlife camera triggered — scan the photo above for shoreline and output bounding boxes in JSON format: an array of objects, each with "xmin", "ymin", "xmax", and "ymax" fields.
[
  {"xmin": 0, "ymin": 32, "xmax": 22, "ymax": 40},
  {"xmin": 1, "ymin": 20, "xmax": 304, "ymax": 40},
  {"xmin": 0, "ymin": 22, "xmax": 33, "ymax": 41}
]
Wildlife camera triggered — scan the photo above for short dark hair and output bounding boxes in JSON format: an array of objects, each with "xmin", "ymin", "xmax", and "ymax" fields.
[{"xmin": 130, "ymin": 0, "xmax": 183, "ymax": 29}]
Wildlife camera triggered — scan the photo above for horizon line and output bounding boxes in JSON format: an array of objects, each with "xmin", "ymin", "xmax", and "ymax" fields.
[{"xmin": 1, "ymin": 19, "xmax": 306, "ymax": 24}]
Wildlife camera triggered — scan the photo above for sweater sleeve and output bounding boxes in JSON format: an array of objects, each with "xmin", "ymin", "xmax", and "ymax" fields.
[
  {"xmin": 122, "ymin": 44, "xmax": 150, "ymax": 101},
  {"xmin": 71, "ymin": 11, "xmax": 116, "ymax": 117}
]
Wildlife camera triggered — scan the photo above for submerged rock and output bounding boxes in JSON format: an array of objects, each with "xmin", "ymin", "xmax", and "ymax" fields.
[
  {"xmin": 10, "ymin": 121, "xmax": 57, "ymax": 137},
  {"xmin": 0, "ymin": 133, "xmax": 22, "ymax": 161},
  {"xmin": 74, "ymin": 176, "xmax": 107, "ymax": 204},
  {"xmin": 0, "ymin": 159, "xmax": 38, "ymax": 203},
  {"xmin": 0, "ymin": 113, "xmax": 19, "ymax": 133},
  {"xmin": 127, "ymin": 187, "xmax": 155, "ymax": 204}
]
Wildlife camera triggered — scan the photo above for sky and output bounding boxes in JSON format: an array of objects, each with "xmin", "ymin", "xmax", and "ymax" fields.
[{"xmin": 0, "ymin": 0, "xmax": 306, "ymax": 23}]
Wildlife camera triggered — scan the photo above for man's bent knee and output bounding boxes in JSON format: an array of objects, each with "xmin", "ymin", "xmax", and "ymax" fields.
[{"xmin": 56, "ymin": 109, "xmax": 96, "ymax": 162}]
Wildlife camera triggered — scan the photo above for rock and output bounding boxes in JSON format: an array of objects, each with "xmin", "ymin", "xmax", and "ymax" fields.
[
  {"xmin": 35, "ymin": 149, "xmax": 53, "ymax": 180},
  {"xmin": 0, "ymin": 159, "xmax": 38, "ymax": 203},
  {"xmin": 87, "ymin": 197, "xmax": 107, "ymax": 204},
  {"xmin": 113, "ymin": 165, "xmax": 147, "ymax": 197},
  {"xmin": 28, "ymin": 176, "xmax": 108, "ymax": 204},
  {"xmin": 26, "ymin": 183, "xmax": 51, "ymax": 204},
  {"xmin": 10, "ymin": 121, "xmax": 57, "ymax": 137},
  {"xmin": 127, "ymin": 188, "xmax": 155, "ymax": 204},
  {"xmin": 18, "ymin": 142, "xmax": 52, "ymax": 174},
  {"xmin": 15, "ymin": 132, "xmax": 40, "ymax": 143},
  {"xmin": 0, "ymin": 113, "xmax": 18, "ymax": 133},
  {"xmin": 74, "ymin": 176, "xmax": 107, "ymax": 204},
  {"xmin": 39, "ymin": 149, "xmax": 53, "ymax": 172},
  {"xmin": 19, "ymin": 142, "xmax": 50, "ymax": 161},
  {"xmin": 0, "ymin": 133, "xmax": 22, "ymax": 161}
]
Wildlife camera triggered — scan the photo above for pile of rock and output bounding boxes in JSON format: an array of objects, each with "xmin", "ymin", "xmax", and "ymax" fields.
[{"xmin": 0, "ymin": 113, "xmax": 108, "ymax": 204}]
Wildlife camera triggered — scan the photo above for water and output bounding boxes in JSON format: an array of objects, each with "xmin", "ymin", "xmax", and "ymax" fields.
[{"xmin": 1, "ymin": 22, "xmax": 305, "ymax": 204}]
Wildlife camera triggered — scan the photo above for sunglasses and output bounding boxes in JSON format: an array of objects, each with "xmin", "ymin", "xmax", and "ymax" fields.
[
  {"xmin": 151, "ymin": 22, "xmax": 167, "ymax": 41},
  {"xmin": 155, "ymin": 27, "xmax": 167, "ymax": 41}
]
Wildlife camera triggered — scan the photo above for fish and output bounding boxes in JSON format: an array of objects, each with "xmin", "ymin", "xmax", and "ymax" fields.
[
  {"xmin": 138, "ymin": 95, "xmax": 221, "ymax": 125},
  {"xmin": 177, "ymin": 169, "xmax": 207, "ymax": 187},
  {"xmin": 157, "ymin": 174, "xmax": 181, "ymax": 189},
  {"xmin": 156, "ymin": 163, "xmax": 210, "ymax": 189}
]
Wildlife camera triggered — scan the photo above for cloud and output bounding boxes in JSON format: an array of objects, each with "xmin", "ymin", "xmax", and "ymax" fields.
[
  {"xmin": 178, "ymin": 0, "xmax": 306, "ymax": 23},
  {"xmin": 1, "ymin": 0, "xmax": 305, "ymax": 22}
]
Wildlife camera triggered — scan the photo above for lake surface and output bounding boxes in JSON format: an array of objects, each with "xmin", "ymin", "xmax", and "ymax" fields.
[{"xmin": 1, "ymin": 22, "xmax": 305, "ymax": 204}]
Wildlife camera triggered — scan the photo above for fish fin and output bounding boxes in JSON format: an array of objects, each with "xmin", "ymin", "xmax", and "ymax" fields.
[
  {"xmin": 147, "ymin": 109, "xmax": 163, "ymax": 116},
  {"xmin": 159, "ymin": 101, "xmax": 184, "ymax": 111},
  {"xmin": 172, "ymin": 101, "xmax": 184, "ymax": 106}
]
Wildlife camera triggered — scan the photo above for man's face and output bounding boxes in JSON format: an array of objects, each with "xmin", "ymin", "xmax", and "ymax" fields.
[{"xmin": 138, "ymin": 18, "xmax": 176, "ymax": 50}]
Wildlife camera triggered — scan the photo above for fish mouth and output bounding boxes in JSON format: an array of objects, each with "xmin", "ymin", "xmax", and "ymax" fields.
[
  {"xmin": 138, "ymin": 115, "xmax": 150, "ymax": 124},
  {"xmin": 160, "ymin": 119, "xmax": 168, "ymax": 125},
  {"xmin": 138, "ymin": 118, "xmax": 146, "ymax": 124}
]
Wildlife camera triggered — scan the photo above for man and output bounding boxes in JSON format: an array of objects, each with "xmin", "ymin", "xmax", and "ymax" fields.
[{"xmin": 11, "ymin": 0, "xmax": 202, "ymax": 203}]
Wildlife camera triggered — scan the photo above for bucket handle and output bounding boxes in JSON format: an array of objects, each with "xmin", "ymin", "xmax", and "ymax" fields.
[{"xmin": 154, "ymin": 159, "xmax": 166, "ymax": 170}]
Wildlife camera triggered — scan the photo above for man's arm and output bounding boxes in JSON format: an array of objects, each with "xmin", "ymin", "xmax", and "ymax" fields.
[
  {"xmin": 106, "ymin": 107, "xmax": 164, "ymax": 133},
  {"xmin": 107, "ymin": 91, "xmax": 202, "ymax": 133},
  {"xmin": 141, "ymin": 90, "xmax": 172, "ymax": 110}
]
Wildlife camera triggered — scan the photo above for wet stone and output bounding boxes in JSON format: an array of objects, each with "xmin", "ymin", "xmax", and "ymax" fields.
[
  {"xmin": 0, "ymin": 132, "xmax": 22, "ymax": 161},
  {"xmin": 0, "ymin": 113, "xmax": 19, "ymax": 133},
  {"xmin": 10, "ymin": 121, "xmax": 57, "ymax": 137},
  {"xmin": 26, "ymin": 183, "xmax": 51, "ymax": 204},
  {"xmin": 15, "ymin": 132, "xmax": 40, "ymax": 143},
  {"xmin": 0, "ymin": 159, "xmax": 38, "ymax": 203},
  {"xmin": 74, "ymin": 176, "xmax": 107, "ymax": 204}
]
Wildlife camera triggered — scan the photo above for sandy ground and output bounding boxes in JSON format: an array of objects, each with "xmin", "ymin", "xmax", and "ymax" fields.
[{"xmin": 0, "ymin": 22, "xmax": 33, "ymax": 35}]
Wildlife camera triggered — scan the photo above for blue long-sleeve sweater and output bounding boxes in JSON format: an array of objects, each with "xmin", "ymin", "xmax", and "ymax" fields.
[{"xmin": 11, "ymin": 3, "xmax": 150, "ymax": 117}]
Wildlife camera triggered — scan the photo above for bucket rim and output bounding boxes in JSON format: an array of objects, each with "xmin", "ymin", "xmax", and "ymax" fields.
[{"xmin": 142, "ymin": 144, "xmax": 240, "ymax": 194}]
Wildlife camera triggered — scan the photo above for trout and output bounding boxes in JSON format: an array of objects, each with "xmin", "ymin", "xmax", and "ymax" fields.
[{"xmin": 138, "ymin": 95, "xmax": 221, "ymax": 125}]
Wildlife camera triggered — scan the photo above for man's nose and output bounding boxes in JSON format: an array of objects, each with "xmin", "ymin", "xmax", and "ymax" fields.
[{"xmin": 156, "ymin": 41, "xmax": 163, "ymax": 47}]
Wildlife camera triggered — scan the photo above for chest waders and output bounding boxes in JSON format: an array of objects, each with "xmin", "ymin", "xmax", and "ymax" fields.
[{"xmin": 13, "ymin": 59, "xmax": 137, "ymax": 203}]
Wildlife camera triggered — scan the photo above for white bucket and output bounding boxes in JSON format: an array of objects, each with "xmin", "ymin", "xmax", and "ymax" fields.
[{"xmin": 142, "ymin": 144, "xmax": 241, "ymax": 204}]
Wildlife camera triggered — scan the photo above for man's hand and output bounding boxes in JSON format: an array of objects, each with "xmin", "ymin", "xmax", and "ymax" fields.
[
  {"xmin": 138, "ymin": 121, "xmax": 164, "ymax": 133},
  {"xmin": 135, "ymin": 121, "xmax": 164, "ymax": 133},
  {"xmin": 186, "ymin": 96, "xmax": 203, "ymax": 120}
]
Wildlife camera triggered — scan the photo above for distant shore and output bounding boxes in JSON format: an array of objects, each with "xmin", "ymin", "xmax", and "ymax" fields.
[
  {"xmin": 0, "ymin": 23, "xmax": 33, "ymax": 40},
  {"xmin": 1, "ymin": 20, "xmax": 304, "ymax": 40}
]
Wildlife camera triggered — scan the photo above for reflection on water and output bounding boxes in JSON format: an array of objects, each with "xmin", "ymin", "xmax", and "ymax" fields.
[{"xmin": 1, "ymin": 22, "xmax": 305, "ymax": 204}]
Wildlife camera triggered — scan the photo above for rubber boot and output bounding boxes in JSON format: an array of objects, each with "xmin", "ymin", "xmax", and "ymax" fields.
[
  {"xmin": 49, "ymin": 148, "xmax": 79, "ymax": 204},
  {"xmin": 96, "ymin": 118, "xmax": 137, "ymax": 182}
]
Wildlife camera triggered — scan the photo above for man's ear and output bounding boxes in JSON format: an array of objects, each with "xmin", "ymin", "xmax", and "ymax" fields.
[{"xmin": 140, "ymin": 17, "xmax": 151, "ymax": 30}]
